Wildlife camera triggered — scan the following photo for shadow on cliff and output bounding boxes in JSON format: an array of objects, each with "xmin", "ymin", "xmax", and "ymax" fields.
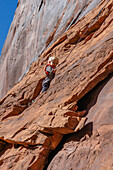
[
  {"xmin": 43, "ymin": 122, "xmax": 93, "ymax": 170},
  {"xmin": 77, "ymin": 73, "xmax": 113, "ymax": 116},
  {"xmin": 44, "ymin": 73, "xmax": 113, "ymax": 170}
]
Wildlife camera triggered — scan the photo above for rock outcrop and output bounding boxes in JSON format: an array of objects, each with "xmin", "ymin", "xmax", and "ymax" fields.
[{"xmin": 0, "ymin": 0, "xmax": 113, "ymax": 169}]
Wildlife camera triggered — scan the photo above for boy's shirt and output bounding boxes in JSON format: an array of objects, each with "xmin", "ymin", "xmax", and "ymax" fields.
[{"xmin": 45, "ymin": 64, "xmax": 55, "ymax": 80}]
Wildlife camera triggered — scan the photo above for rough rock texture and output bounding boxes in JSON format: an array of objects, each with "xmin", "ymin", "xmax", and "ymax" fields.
[
  {"xmin": 0, "ymin": 0, "xmax": 113, "ymax": 169},
  {"xmin": 0, "ymin": 0, "xmax": 102, "ymax": 100},
  {"xmin": 47, "ymin": 74, "xmax": 113, "ymax": 170}
]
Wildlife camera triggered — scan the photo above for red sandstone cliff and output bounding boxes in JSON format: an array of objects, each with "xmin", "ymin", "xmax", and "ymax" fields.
[
  {"xmin": 0, "ymin": 0, "xmax": 103, "ymax": 100},
  {"xmin": 0, "ymin": 0, "xmax": 113, "ymax": 170}
]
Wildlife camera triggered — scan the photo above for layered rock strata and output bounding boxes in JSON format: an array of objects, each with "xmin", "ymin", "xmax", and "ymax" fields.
[
  {"xmin": 0, "ymin": 0, "xmax": 113, "ymax": 169},
  {"xmin": 0, "ymin": 0, "xmax": 103, "ymax": 100}
]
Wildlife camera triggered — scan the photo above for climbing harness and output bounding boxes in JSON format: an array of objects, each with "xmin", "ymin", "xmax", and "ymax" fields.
[
  {"xmin": 57, "ymin": 0, "xmax": 111, "ymax": 67},
  {"xmin": 45, "ymin": 64, "xmax": 55, "ymax": 75}
]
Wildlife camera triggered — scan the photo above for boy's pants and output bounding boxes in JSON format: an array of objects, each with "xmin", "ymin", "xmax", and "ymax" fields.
[{"xmin": 42, "ymin": 78, "xmax": 51, "ymax": 93}]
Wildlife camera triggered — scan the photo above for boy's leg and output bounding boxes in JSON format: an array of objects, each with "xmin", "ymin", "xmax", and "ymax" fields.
[{"xmin": 42, "ymin": 78, "xmax": 51, "ymax": 93}]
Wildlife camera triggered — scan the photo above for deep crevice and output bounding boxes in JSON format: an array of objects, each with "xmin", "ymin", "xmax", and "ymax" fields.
[
  {"xmin": 44, "ymin": 73, "xmax": 113, "ymax": 169},
  {"xmin": 69, "ymin": 3, "xmax": 88, "ymax": 28},
  {"xmin": 43, "ymin": 134, "xmax": 69, "ymax": 170},
  {"xmin": 77, "ymin": 72, "xmax": 113, "ymax": 115},
  {"xmin": 43, "ymin": 121, "xmax": 93, "ymax": 170},
  {"xmin": 38, "ymin": 0, "xmax": 43, "ymax": 12}
]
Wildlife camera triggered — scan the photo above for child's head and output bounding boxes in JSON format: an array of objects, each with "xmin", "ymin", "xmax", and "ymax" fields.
[{"xmin": 48, "ymin": 56, "xmax": 59, "ymax": 67}]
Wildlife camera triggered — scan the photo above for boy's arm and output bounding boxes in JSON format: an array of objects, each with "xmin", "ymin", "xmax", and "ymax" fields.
[{"xmin": 52, "ymin": 68, "xmax": 56, "ymax": 73}]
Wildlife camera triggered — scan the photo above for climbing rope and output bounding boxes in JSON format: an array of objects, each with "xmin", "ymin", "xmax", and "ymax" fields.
[{"xmin": 57, "ymin": 0, "xmax": 111, "ymax": 67}]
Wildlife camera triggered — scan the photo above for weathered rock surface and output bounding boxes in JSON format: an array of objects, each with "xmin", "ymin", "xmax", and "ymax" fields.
[
  {"xmin": 0, "ymin": 0, "xmax": 113, "ymax": 169},
  {"xmin": 47, "ymin": 74, "xmax": 113, "ymax": 170},
  {"xmin": 0, "ymin": 0, "xmax": 103, "ymax": 100}
]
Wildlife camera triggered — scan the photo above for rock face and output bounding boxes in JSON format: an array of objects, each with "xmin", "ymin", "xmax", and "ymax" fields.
[
  {"xmin": 0, "ymin": 0, "xmax": 113, "ymax": 170},
  {"xmin": 0, "ymin": 0, "xmax": 102, "ymax": 100},
  {"xmin": 47, "ymin": 74, "xmax": 113, "ymax": 170}
]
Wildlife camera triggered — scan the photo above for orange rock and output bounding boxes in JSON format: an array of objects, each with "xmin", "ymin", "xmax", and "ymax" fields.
[{"xmin": 0, "ymin": 0, "xmax": 113, "ymax": 169}]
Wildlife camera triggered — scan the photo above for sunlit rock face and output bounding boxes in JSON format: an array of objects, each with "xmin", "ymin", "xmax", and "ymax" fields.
[
  {"xmin": 0, "ymin": 0, "xmax": 102, "ymax": 100},
  {"xmin": 0, "ymin": 0, "xmax": 113, "ymax": 169},
  {"xmin": 47, "ymin": 74, "xmax": 113, "ymax": 170}
]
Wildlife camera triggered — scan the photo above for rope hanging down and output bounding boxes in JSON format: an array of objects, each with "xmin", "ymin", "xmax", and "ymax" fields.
[{"xmin": 57, "ymin": 0, "xmax": 111, "ymax": 67}]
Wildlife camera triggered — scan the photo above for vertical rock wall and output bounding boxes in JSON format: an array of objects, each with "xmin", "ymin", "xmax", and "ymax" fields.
[{"xmin": 0, "ymin": 0, "xmax": 102, "ymax": 99}]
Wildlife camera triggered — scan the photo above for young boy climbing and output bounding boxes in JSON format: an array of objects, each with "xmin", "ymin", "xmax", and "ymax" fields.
[{"xmin": 42, "ymin": 56, "xmax": 59, "ymax": 93}]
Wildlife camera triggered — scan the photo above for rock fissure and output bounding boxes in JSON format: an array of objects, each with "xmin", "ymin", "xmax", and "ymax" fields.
[
  {"xmin": 0, "ymin": 137, "xmax": 42, "ymax": 150},
  {"xmin": 38, "ymin": 0, "xmax": 44, "ymax": 12},
  {"xmin": 43, "ymin": 73, "xmax": 113, "ymax": 169}
]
